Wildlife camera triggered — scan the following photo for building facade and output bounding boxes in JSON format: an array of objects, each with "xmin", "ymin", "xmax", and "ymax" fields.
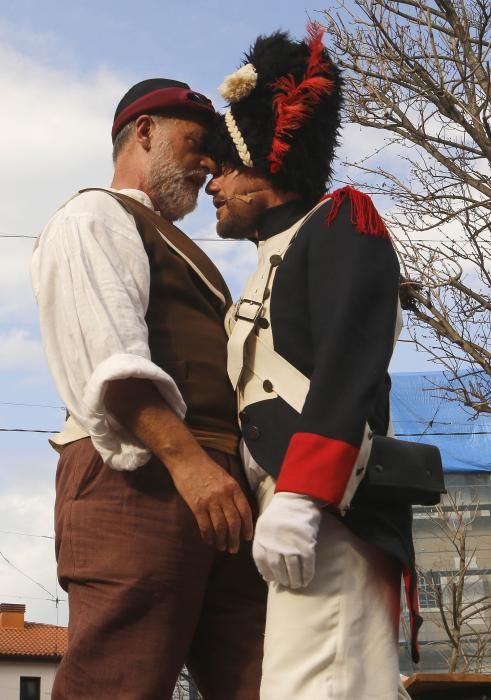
[
  {"xmin": 400, "ymin": 473, "xmax": 491, "ymax": 675},
  {"xmin": 0, "ymin": 603, "xmax": 67, "ymax": 700}
]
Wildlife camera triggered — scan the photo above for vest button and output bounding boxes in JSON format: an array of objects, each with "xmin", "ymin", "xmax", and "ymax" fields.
[
  {"xmin": 239, "ymin": 410, "xmax": 250, "ymax": 425},
  {"xmin": 247, "ymin": 425, "xmax": 261, "ymax": 440},
  {"xmin": 263, "ymin": 288, "xmax": 271, "ymax": 299},
  {"xmin": 263, "ymin": 380, "xmax": 274, "ymax": 393},
  {"xmin": 257, "ymin": 317, "xmax": 270, "ymax": 329},
  {"xmin": 269, "ymin": 254, "xmax": 282, "ymax": 267}
]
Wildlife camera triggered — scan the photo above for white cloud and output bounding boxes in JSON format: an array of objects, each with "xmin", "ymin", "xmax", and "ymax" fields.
[
  {"xmin": 0, "ymin": 431, "xmax": 63, "ymax": 625},
  {"xmin": 0, "ymin": 497, "xmax": 65, "ymax": 626},
  {"xmin": 0, "ymin": 42, "xmax": 123, "ymax": 234},
  {"xmin": 0, "ymin": 40, "xmax": 126, "ymax": 325},
  {"xmin": 0, "ymin": 240, "xmax": 39, "ymax": 322},
  {"xmin": 0, "ymin": 18, "xmax": 75, "ymax": 72},
  {"xmin": 0, "ymin": 329, "xmax": 46, "ymax": 370}
]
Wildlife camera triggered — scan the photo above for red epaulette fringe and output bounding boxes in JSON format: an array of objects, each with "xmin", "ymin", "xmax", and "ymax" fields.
[{"xmin": 322, "ymin": 186, "xmax": 390, "ymax": 239}]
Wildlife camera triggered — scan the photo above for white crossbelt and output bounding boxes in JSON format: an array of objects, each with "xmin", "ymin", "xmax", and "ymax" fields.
[
  {"xmin": 245, "ymin": 334, "xmax": 309, "ymax": 412},
  {"xmin": 227, "ymin": 200, "xmax": 326, "ymax": 393},
  {"xmin": 227, "ymin": 266, "xmax": 276, "ymax": 389},
  {"xmin": 227, "ymin": 197, "xmax": 403, "ymax": 419}
]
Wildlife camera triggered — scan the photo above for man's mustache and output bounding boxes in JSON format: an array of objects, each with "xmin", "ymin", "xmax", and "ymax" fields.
[{"xmin": 186, "ymin": 170, "xmax": 208, "ymax": 188}]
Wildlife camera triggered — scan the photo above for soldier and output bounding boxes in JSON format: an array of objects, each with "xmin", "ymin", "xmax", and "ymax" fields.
[{"xmin": 206, "ymin": 26, "xmax": 420, "ymax": 700}]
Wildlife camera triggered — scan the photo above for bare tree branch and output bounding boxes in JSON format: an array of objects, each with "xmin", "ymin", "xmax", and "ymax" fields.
[
  {"xmin": 417, "ymin": 491, "xmax": 491, "ymax": 671},
  {"xmin": 324, "ymin": 0, "xmax": 491, "ymax": 414}
]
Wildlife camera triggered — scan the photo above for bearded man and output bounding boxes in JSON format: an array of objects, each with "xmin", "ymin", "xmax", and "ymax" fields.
[
  {"xmin": 32, "ymin": 79, "xmax": 266, "ymax": 700},
  {"xmin": 206, "ymin": 29, "xmax": 423, "ymax": 700}
]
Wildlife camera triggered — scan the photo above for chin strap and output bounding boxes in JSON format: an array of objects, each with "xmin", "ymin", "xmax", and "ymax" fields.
[
  {"xmin": 223, "ymin": 188, "xmax": 271, "ymax": 205},
  {"xmin": 224, "ymin": 193, "xmax": 253, "ymax": 203},
  {"xmin": 227, "ymin": 199, "xmax": 326, "ymax": 390}
]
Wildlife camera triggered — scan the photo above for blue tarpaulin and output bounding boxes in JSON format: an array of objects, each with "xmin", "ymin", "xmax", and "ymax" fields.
[{"xmin": 390, "ymin": 371, "xmax": 491, "ymax": 473}]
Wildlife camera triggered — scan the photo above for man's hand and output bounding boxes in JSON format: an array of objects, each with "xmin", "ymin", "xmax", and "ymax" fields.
[
  {"xmin": 253, "ymin": 492, "xmax": 323, "ymax": 588},
  {"xmin": 105, "ymin": 377, "xmax": 253, "ymax": 553},
  {"xmin": 168, "ymin": 452, "xmax": 253, "ymax": 553}
]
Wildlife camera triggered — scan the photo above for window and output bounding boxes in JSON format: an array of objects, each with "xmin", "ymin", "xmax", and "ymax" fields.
[
  {"xmin": 454, "ymin": 555, "xmax": 478, "ymax": 570},
  {"xmin": 418, "ymin": 571, "xmax": 441, "ymax": 610},
  {"xmin": 20, "ymin": 677, "xmax": 40, "ymax": 700}
]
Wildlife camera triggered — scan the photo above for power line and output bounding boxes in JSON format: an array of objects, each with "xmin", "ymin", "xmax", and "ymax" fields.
[
  {"xmin": 0, "ymin": 402, "xmax": 64, "ymax": 410},
  {"xmin": 0, "ymin": 594, "xmax": 65, "ymax": 603},
  {"xmin": 0, "ymin": 426, "xmax": 489, "ymax": 437},
  {"xmin": 0, "ymin": 530, "xmax": 54, "ymax": 540},
  {"xmin": 192, "ymin": 237, "xmax": 475, "ymax": 243},
  {"xmin": 1, "ymin": 411, "xmax": 486, "ymax": 426},
  {"xmin": 0, "ymin": 233, "xmax": 36, "ymax": 239},
  {"xmin": 0, "ymin": 232, "xmax": 476, "ymax": 244},
  {"xmin": 413, "ymin": 534, "xmax": 491, "ymax": 542},
  {"xmin": 0, "ymin": 550, "xmax": 57, "ymax": 600},
  {"xmin": 392, "ymin": 419, "xmax": 481, "ymax": 424},
  {"xmin": 395, "ymin": 431, "xmax": 491, "ymax": 437},
  {"xmin": 0, "ymin": 427, "xmax": 57, "ymax": 434},
  {"xmin": 412, "ymin": 548, "xmax": 491, "ymax": 555}
]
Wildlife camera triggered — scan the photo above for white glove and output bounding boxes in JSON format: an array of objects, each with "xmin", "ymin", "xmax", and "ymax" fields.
[{"xmin": 253, "ymin": 491, "xmax": 323, "ymax": 589}]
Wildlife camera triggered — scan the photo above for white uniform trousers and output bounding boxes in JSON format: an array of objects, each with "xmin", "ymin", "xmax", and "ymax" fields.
[{"xmin": 256, "ymin": 476, "xmax": 411, "ymax": 700}]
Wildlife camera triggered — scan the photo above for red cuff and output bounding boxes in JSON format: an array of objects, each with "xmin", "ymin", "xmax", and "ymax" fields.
[{"xmin": 275, "ymin": 432, "xmax": 358, "ymax": 506}]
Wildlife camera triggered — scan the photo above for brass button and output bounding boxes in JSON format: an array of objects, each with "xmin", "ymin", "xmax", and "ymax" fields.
[
  {"xmin": 269, "ymin": 254, "xmax": 282, "ymax": 266},
  {"xmin": 239, "ymin": 410, "xmax": 250, "ymax": 424},
  {"xmin": 257, "ymin": 317, "xmax": 270, "ymax": 329},
  {"xmin": 247, "ymin": 425, "xmax": 260, "ymax": 440},
  {"xmin": 263, "ymin": 379, "xmax": 274, "ymax": 393}
]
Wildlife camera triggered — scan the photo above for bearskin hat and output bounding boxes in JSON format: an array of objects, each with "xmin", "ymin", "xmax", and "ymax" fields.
[{"xmin": 209, "ymin": 24, "xmax": 343, "ymax": 205}]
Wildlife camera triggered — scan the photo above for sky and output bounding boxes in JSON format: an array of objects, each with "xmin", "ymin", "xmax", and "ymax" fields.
[{"xmin": 0, "ymin": 0, "xmax": 439, "ymax": 627}]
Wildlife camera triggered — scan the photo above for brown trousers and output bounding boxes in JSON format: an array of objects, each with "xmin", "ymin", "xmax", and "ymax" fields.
[{"xmin": 53, "ymin": 439, "xmax": 266, "ymax": 700}]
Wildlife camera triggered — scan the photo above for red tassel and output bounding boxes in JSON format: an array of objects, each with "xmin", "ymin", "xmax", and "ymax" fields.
[
  {"xmin": 403, "ymin": 565, "xmax": 422, "ymax": 663},
  {"xmin": 322, "ymin": 186, "xmax": 390, "ymax": 239}
]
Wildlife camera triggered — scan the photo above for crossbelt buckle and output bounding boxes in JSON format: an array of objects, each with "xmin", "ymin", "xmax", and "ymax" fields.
[{"xmin": 235, "ymin": 298, "xmax": 263, "ymax": 323}]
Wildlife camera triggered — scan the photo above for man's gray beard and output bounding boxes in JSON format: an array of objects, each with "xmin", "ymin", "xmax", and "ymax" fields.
[{"xmin": 148, "ymin": 151, "xmax": 202, "ymax": 221}]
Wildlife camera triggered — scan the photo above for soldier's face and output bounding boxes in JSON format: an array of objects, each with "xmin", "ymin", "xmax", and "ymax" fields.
[{"xmin": 206, "ymin": 168, "xmax": 275, "ymax": 239}]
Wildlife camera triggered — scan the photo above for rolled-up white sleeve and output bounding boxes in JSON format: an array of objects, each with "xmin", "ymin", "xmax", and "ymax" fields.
[{"xmin": 31, "ymin": 191, "xmax": 186, "ymax": 470}]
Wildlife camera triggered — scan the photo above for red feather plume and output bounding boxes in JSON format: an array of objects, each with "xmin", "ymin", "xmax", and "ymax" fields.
[{"xmin": 267, "ymin": 22, "xmax": 336, "ymax": 174}]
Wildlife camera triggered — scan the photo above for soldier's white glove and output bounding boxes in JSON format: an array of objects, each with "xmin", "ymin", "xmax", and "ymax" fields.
[{"xmin": 253, "ymin": 492, "xmax": 323, "ymax": 589}]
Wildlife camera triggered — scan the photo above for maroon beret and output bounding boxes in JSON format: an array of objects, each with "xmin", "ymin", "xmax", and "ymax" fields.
[{"xmin": 112, "ymin": 78, "xmax": 215, "ymax": 142}]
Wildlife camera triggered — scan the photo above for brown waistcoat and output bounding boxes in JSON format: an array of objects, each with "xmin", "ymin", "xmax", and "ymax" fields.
[{"xmin": 81, "ymin": 189, "xmax": 240, "ymax": 451}]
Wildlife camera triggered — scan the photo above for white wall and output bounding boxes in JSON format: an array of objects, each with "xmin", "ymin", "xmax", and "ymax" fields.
[{"xmin": 0, "ymin": 659, "xmax": 59, "ymax": 700}]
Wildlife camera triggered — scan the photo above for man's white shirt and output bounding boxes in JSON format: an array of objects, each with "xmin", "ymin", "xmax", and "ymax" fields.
[{"xmin": 31, "ymin": 188, "xmax": 186, "ymax": 471}]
